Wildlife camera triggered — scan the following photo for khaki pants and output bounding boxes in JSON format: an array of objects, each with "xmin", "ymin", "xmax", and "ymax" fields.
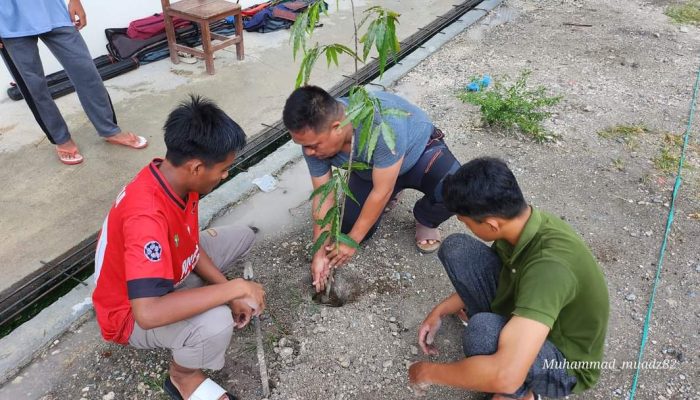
[{"xmin": 128, "ymin": 225, "xmax": 255, "ymax": 370}]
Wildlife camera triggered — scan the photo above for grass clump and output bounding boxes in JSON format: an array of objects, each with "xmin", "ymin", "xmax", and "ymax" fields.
[
  {"xmin": 598, "ymin": 124, "xmax": 649, "ymax": 149},
  {"xmin": 612, "ymin": 157, "xmax": 625, "ymax": 171},
  {"xmin": 654, "ymin": 135, "xmax": 684, "ymax": 174},
  {"xmin": 654, "ymin": 147, "xmax": 680, "ymax": 174},
  {"xmin": 458, "ymin": 70, "xmax": 562, "ymax": 143},
  {"xmin": 665, "ymin": 0, "xmax": 700, "ymax": 25}
]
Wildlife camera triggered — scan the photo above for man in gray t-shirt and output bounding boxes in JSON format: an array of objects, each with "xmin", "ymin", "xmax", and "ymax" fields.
[{"xmin": 283, "ymin": 86, "xmax": 460, "ymax": 292}]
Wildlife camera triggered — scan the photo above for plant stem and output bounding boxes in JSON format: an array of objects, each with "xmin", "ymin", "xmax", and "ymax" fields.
[
  {"xmin": 350, "ymin": 0, "xmax": 359, "ymax": 82},
  {"xmin": 326, "ymin": 0, "xmax": 361, "ymax": 295}
]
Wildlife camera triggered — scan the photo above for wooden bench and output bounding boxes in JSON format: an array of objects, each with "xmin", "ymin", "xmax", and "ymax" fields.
[{"xmin": 161, "ymin": 0, "xmax": 244, "ymax": 75}]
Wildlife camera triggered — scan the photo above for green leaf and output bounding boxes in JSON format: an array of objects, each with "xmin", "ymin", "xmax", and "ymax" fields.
[
  {"xmin": 366, "ymin": 124, "xmax": 381, "ymax": 161},
  {"xmin": 325, "ymin": 46, "xmax": 336, "ymax": 67},
  {"xmin": 295, "ymin": 44, "xmax": 322, "ymax": 88},
  {"xmin": 339, "ymin": 161, "xmax": 371, "ymax": 171},
  {"xmin": 309, "ymin": 180, "xmax": 332, "ymax": 201},
  {"xmin": 379, "ymin": 120, "xmax": 396, "ymax": 153},
  {"xmin": 290, "ymin": 11, "xmax": 309, "ymax": 60},
  {"xmin": 360, "ymin": 21, "xmax": 376, "ymax": 61},
  {"xmin": 380, "ymin": 108, "xmax": 410, "ymax": 118},
  {"xmin": 338, "ymin": 233, "xmax": 359, "ymax": 249},
  {"xmin": 311, "ymin": 231, "xmax": 330, "ymax": 255},
  {"xmin": 310, "ymin": 180, "xmax": 335, "ymax": 213},
  {"xmin": 339, "ymin": 178, "xmax": 359, "ymax": 205},
  {"xmin": 317, "ymin": 206, "xmax": 339, "ymax": 227}
]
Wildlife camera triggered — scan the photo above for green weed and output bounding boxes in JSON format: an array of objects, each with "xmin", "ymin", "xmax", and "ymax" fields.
[
  {"xmin": 654, "ymin": 147, "xmax": 680, "ymax": 174},
  {"xmin": 665, "ymin": 1, "xmax": 700, "ymax": 25},
  {"xmin": 598, "ymin": 124, "xmax": 649, "ymax": 149},
  {"xmin": 458, "ymin": 71, "xmax": 562, "ymax": 143},
  {"xmin": 612, "ymin": 157, "xmax": 625, "ymax": 171}
]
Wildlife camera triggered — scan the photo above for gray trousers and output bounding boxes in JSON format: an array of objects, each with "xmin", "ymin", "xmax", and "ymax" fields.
[
  {"xmin": 438, "ymin": 234, "xmax": 578, "ymax": 398},
  {"xmin": 128, "ymin": 225, "xmax": 256, "ymax": 370},
  {"xmin": 0, "ymin": 26, "xmax": 120, "ymax": 145}
]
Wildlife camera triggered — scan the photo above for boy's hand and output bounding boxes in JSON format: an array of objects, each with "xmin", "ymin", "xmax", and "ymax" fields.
[
  {"xmin": 311, "ymin": 252, "xmax": 331, "ymax": 292},
  {"xmin": 417, "ymin": 312, "xmax": 442, "ymax": 355},
  {"xmin": 408, "ymin": 361, "xmax": 431, "ymax": 396},
  {"xmin": 231, "ymin": 278, "xmax": 265, "ymax": 316},
  {"xmin": 230, "ymin": 299, "xmax": 253, "ymax": 329},
  {"xmin": 68, "ymin": 0, "xmax": 87, "ymax": 29}
]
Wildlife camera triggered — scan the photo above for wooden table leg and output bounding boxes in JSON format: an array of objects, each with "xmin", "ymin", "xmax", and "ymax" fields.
[{"xmin": 200, "ymin": 20, "xmax": 215, "ymax": 74}]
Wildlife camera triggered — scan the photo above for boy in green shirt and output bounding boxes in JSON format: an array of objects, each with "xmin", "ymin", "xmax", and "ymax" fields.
[{"xmin": 408, "ymin": 157, "xmax": 609, "ymax": 399}]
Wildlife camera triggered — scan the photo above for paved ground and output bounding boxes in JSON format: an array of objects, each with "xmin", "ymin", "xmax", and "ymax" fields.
[
  {"xmin": 1, "ymin": 0, "xmax": 699, "ymax": 399},
  {"xmin": 0, "ymin": 0, "xmax": 459, "ymax": 295}
]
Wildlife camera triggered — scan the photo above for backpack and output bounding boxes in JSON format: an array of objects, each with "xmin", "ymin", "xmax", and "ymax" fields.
[
  {"xmin": 243, "ymin": 1, "xmax": 325, "ymax": 33},
  {"xmin": 127, "ymin": 13, "xmax": 191, "ymax": 40}
]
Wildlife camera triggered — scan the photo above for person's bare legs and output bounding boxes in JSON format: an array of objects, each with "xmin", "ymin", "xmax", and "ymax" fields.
[{"xmin": 169, "ymin": 361, "xmax": 227, "ymax": 400}]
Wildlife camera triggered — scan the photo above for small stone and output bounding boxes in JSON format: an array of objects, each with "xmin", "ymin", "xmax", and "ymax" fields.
[
  {"xmin": 389, "ymin": 323, "xmax": 399, "ymax": 333},
  {"xmin": 583, "ymin": 105, "xmax": 592, "ymax": 112},
  {"xmin": 644, "ymin": 230, "xmax": 653, "ymax": 237},
  {"xmin": 630, "ymin": 232, "xmax": 639, "ymax": 238},
  {"xmin": 679, "ymin": 374, "xmax": 686, "ymax": 380},
  {"xmin": 653, "ymin": 32, "xmax": 660, "ymax": 38},
  {"xmin": 340, "ymin": 359, "xmax": 351, "ymax": 368},
  {"xmin": 410, "ymin": 346, "xmax": 419, "ymax": 355},
  {"xmin": 137, "ymin": 382, "xmax": 147, "ymax": 394},
  {"xmin": 11, "ymin": 376, "xmax": 23, "ymax": 384},
  {"xmin": 81, "ymin": 387, "xmax": 89, "ymax": 393},
  {"xmin": 388, "ymin": 317, "xmax": 397, "ymax": 323},
  {"xmin": 382, "ymin": 360, "xmax": 393, "ymax": 369},
  {"xmin": 680, "ymin": 26, "xmax": 689, "ymax": 33},
  {"xmin": 103, "ymin": 392, "xmax": 116, "ymax": 400},
  {"xmin": 280, "ymin": 347, "xmax": 294, "ymax": 359},
  {"xmin": 278, "ymin": 337, "xmax": 288, "ymax": 348},
  {"xmin": 625, "ymin": 293, "xmax": 637, "ymax": 301}
]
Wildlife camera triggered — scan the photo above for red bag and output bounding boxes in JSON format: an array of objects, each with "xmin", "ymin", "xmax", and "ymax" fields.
[{"xmin": 127, "ymin": 13, "xmax": 191, "ymax": 40}]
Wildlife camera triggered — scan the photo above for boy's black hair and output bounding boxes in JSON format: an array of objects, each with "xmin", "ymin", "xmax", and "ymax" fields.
[
  {"xmin": 164, "ymin": 95, "xmax": 246, "ymax": 167},
  {"xmin": 443, "ymin": 157, "xmax": 527, "ymax": 221},
  {"xmin": 282, "ymin": 85, "xmax": 342, "ymax": 133}
]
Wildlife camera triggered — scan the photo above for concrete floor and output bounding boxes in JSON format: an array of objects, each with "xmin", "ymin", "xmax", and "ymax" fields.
[{"xmin": 0, "ymin": 0, "xmax": 459, "ymax": 294}]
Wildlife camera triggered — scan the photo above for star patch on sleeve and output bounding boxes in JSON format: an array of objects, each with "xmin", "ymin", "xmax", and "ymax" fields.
[{"xmin": 144, "ymin": 241, "xmax": 163, "ymax": 262}]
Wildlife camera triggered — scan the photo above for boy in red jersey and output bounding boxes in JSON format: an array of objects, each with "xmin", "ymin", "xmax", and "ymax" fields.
[{"xmin": 93, "ymin": 96, "xmax": 264, "ymax": 400}]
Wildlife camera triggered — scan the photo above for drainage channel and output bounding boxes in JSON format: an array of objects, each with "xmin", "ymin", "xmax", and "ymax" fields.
[{"xmin": 0, "ymin": 0, "xmax": 485, "ymax": 338}]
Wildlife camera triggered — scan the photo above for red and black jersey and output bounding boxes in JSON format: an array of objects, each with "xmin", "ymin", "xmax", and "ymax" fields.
[{"xmin": 92, "ymin": 159, "xmax": 200, "ymax": 344}]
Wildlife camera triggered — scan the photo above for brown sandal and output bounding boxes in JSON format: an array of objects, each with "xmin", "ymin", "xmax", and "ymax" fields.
[{"xmin": 415, "ymin": 221, "xmax": 441, "ymax": 254}]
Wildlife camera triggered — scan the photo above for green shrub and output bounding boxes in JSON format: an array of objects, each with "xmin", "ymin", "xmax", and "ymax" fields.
[
  {"xmin": 665, "ymin": 1, "xmax": 700, "ymax": 25},
  {"xmin": 458, "ymin": 71, "xmax": 562, "ymax": 143}
]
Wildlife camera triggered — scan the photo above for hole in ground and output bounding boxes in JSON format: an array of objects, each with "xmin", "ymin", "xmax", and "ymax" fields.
[{"xmin": 310, "ymin": 268, "xmax": 365, "ymax": 307}]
